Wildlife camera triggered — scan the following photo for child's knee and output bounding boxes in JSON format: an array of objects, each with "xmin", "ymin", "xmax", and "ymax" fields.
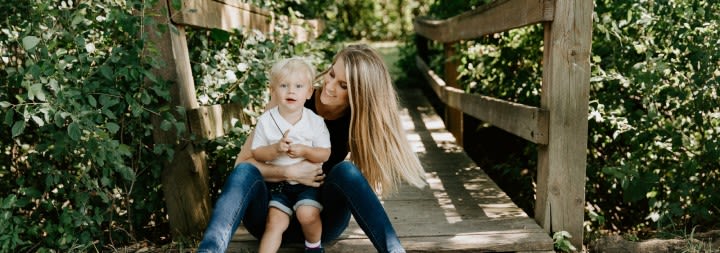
[
  {"xmin": 295, "ymin": 206, "xmax": 321, "ymax": 225},
  {"xmin": 265, "ymin": 208, "xmax": 290, "ymax": 231}
]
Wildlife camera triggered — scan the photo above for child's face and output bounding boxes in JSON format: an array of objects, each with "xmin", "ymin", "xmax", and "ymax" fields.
[{"xmin": 272, "ymin": 71, "xmax": 313, "ymax": 112}]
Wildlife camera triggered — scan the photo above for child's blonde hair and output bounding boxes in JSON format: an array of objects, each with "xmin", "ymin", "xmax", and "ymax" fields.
[{"xmin": 269, "ymin": 57, "xmax": 315, "ymax": 88}]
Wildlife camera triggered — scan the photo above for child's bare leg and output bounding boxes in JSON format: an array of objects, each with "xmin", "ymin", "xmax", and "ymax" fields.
[
  {"xmin": 296, "ymin": 205, "xmax": 322, "ymax": 245},
  {"xmin": 258, "ymin": 207, "xmax": 290, "ymax": 253}
]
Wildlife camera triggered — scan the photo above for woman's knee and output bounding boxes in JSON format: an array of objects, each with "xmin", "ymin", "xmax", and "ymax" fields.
[
  {"xmin": 327, "ymin": 161, "xmax": 365, "ymax": 184},
  {"xmin": 228, "ymin": 162, "xmax": 263, "ymax": 182}
]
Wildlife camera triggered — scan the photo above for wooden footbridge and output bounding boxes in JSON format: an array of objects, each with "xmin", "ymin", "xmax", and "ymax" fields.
[{"xmin": 147, "ymin": 0, "xmax": 591, "ymax": 252}]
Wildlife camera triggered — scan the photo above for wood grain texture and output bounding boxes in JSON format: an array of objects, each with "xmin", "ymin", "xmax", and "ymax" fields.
[
  {"xmin": 414, "ymin": 0, "xmax": 554, "ymax": 43},
  {"xmin": 169, "ymin": 0, "xmax": 324, "ymax": 42},
  {"xmin": 535, "ymin": 0, "xmax": 592, "ymax": 248},
  {"xmin": 416, "ymin": 56, "xmax": 548, "ymax": 144}
]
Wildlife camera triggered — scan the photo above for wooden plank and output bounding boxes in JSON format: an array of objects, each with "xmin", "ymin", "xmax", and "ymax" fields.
[
  {"xmin": 413, "ymin": 0, "xmax": 554, "ymax": 43},
  {"xmin": 416, "ymin": 56, "xmax": 549, "ymax": 144},
  {"xmin": 231, "ymin": 231, "xmax": 552, "ymax": 253},
  {"xmin": 169, "ymin": 0, "xmax": 324, "ymax": 42},
  {"xmin": 187, "ymin": 103, "xmax": 251, "ymax": 140},
  {"xmin": 536, "ymin": 0, "xmax": 592, "ymax": 248},
  {"xmin": 147, "ymin": 0, "xmax": 210, "ymax": 238}
]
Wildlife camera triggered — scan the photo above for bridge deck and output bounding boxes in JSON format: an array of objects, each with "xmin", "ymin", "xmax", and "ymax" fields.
[{"xmin": 227, "ymin": 89, "xmax": 553, "ymax": 252}]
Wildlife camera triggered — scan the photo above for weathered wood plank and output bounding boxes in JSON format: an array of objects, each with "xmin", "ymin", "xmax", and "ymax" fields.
[
  {"xmin": 187, "ymin": 103, "xmax": 251, "ymax": 140},
  {"xmin": 169, "ymin": 0, "xmax": 323, "ymax": 42},
  {"xmin": 170, "ymin": 0, "xmax": 273, "ymax": 33},
  {"xmin": 416, "ymin": 56, "xmax": 549, "ymax": 144},
  {"xmin": 413, "ymin": 0, "xmax": 554, "ymax": 43},
  {"xmin": 536, "ymin": 0, "xmax": 592, "ymax": 248}
]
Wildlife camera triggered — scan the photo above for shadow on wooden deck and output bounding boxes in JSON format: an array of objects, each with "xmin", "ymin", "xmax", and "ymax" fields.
[{"xmin": 227, "ymin": 89, "xmax": 553, "ymax": 252}]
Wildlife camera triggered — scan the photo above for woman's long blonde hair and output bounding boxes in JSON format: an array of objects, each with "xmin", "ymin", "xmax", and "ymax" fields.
[{"xmin": 333, "ymin": 44, "xmax": 426, "ymax": 196}]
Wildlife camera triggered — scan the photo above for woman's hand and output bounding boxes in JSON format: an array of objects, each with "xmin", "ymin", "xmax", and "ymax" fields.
[{"xmin": 286, "ymin": 160, "xmax": 325, "ymax": 187}]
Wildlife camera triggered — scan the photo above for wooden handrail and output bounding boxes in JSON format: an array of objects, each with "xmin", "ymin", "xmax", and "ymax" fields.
[
  {"xmin": 413, "ymin": 0, "xmax": 591, "ymax": 248},
  {"xmin": 170, "ymin": 0, "xmax": 324, "ymax": 42},
  {"xmin": 187, "ymin": 103, "xmax": 251, "ymax": 140},
  {"xmin": 416, "ymin": 56, "xmax": 548, "ymax": 144},
  {"xmin": 414, "ymin": 0, "xmax": 554, "ymax": 43}
]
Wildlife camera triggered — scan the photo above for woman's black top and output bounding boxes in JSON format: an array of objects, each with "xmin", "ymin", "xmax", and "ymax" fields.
[{"xmin": 305, "ymin": 93, "xmax": 350, "ymax": 173}]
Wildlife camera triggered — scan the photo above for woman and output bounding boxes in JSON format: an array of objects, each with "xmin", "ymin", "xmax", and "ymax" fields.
[{"xmin": 198, "ymin": 44, "xmax": 427, "ymax": 253}]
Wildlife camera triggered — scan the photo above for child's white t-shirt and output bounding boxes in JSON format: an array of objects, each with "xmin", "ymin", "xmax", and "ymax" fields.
[{"xmin": 251, "ymin": 106, "xmax": 331, "ymax": 167}]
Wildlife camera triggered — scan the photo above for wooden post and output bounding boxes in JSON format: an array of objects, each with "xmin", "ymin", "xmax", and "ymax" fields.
[
  {"xmin": 146, "ymin": 0, "xmax": 211, "ymax": 238},
  {"xmin": 443, "ymin": 42, "xmax": 463, "ymax": 146},
  {"xmin": 536, "ymin": 0, "xmax": 592, "ymax": 249}
]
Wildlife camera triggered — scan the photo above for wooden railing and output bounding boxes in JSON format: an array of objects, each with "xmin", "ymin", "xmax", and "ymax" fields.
[
  {"xmin": 146, "ymin": 0, "xmax": 323, "ymax": 237},
  {"xmin": 414, "ymin": 0, "xmax": 591, "ymax": 248}
]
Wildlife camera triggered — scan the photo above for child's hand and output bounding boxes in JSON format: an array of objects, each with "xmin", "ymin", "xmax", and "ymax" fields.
[
  {"xmin": 287, "ymin": 144, "xmax": 307, "ymax": 158},
  {"xmin": 276, "ymin": 130, "xmax": 291, "ymax": 153}
]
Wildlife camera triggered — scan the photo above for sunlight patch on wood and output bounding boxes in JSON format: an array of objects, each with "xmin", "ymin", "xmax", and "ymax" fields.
[{"xmin": 426, "ymin": 172, "xmax": 463, "ymax": 223}]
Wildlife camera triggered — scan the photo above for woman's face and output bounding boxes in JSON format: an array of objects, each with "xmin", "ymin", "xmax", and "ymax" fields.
[{"xmin": 320, "ymin": 58, "xmax": 350, "ymax": 108}]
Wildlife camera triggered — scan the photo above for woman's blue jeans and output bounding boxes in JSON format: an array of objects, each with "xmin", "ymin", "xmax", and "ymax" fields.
[{"xmin": 197, "ymin": 161, "xmax": 405, "ymax": 253}]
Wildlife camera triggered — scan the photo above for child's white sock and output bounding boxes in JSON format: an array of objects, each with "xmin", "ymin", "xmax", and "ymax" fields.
[{"xmin": 305, "ymin": 240, "xmax": 321, "ymax": 248}]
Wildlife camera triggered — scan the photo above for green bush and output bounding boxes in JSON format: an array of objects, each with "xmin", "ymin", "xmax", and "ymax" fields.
[
  {"xmin": 0, "ymin": 0, "xmax": 333, "ymax": 251},
  {"xmin": 588, "ymin": 0, "xmax": 719, "ymax": 234},
  {"xmin": 1, "ymin": 1, "xmax": 174, "ymax": 251}
]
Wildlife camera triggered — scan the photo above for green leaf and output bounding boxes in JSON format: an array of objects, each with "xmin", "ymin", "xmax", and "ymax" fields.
[
  {"xmin": 2, "ymin": 195, "xmax": 17, "ymax": 209},
  {"xmin": 106, "ymin": 122, "xmax": 120, "ymax": 134},
  {"xmin": 210, "ymin": 28, "xmax": 231, "ymax": 43},
  {"xmin": 88, "ymin": 95, "xmax": 97, "ymax": 107},
  {"xmin": 4, "ymin": 109, "xmax": 14, "ymax": 125},
  {"xmin": 100, "ymin": 66, "xmax": 113, "ymax": 80},
  {"xmin": 171, "ymin": 0, "xmax": 182, "ymax": 11},
  {"xmin": 118, "ymin": 144, "xmax": 132, "ymax": 156},
  {"xmin": 100, "ymin": 177, "xmax": 110, "ymax": 187},
  {"xmin": 68, "ymin": 122, "xmax": 81, "ymax": 141},
  {"xmin": 28, "ymin": 83, "xmax": 45, "ymax": 101},
  {"xmin": 22, "ymin": 36, "xmax": 40, "ymax": 50},
  {"xmin": 31, "ymin": 115, "xmax": 44, "ymax": 127},
  {"xmin": 71, "ymin": 13, "xmax": 84, "ymax": 27},
  {"xmin": 11, "ymin": 121, "xmax": 25, "ymax": 138},
  {"xmin": 160, "ymin": 119, "xmax": 172, "ymax": 131},
  {"xmin": 0, "ymin": 102, "xmax": 11, "ymax": 108}
]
